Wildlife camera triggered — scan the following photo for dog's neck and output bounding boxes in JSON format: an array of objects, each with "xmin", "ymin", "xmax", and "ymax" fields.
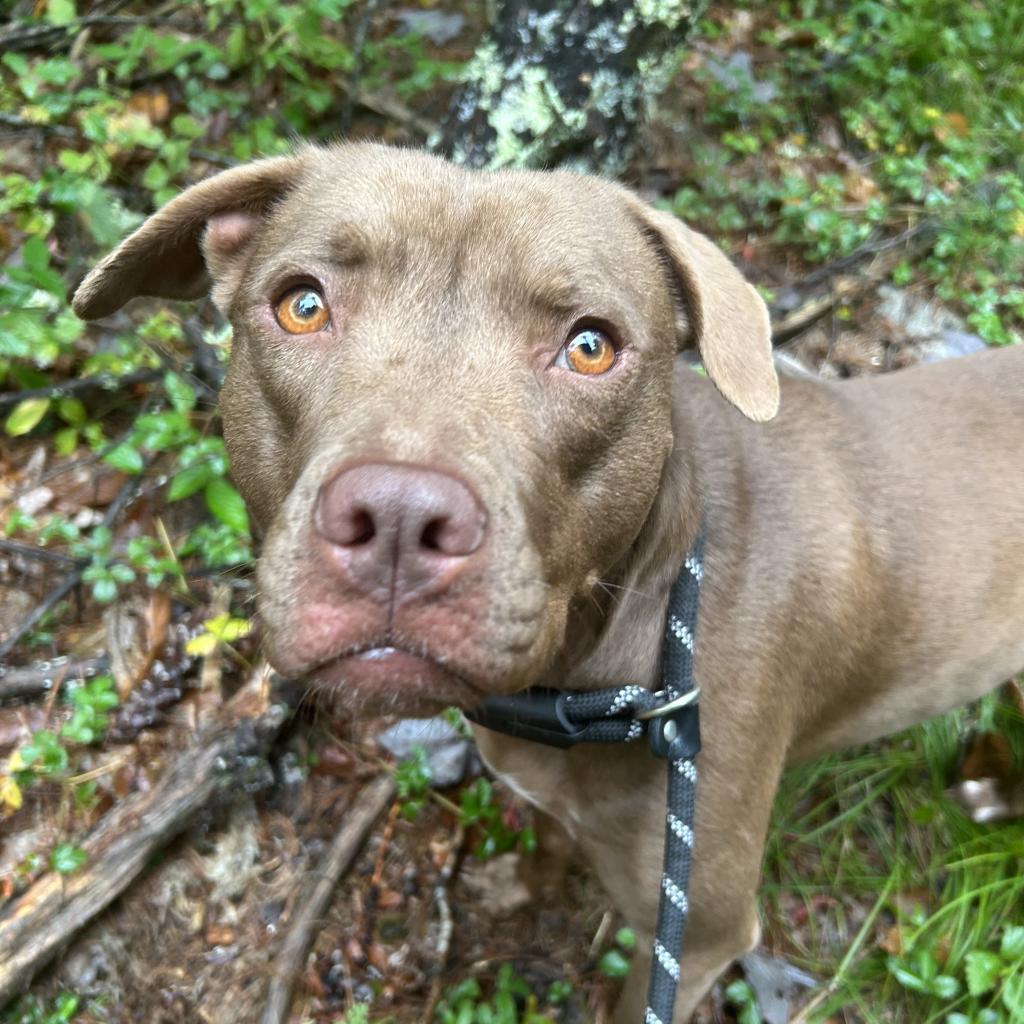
[{"xmin": 553, "ymin": 371, "xmax": 711, "ymax": 693}]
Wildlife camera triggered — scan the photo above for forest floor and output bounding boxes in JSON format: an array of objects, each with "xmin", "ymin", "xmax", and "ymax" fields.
[{"xmin": 2, "ymin": 3, "xmax": 1024, "ymax": 1023}]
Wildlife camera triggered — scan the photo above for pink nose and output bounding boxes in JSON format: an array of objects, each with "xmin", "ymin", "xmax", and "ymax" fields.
[{"xmin": 314, "ymin": 463, "xmax": 487, "ymax": 599}]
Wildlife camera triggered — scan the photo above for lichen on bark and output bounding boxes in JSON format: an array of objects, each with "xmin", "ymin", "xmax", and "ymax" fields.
[{"xmin": 435, "ymin": 0, "xmax": 707, "ymax": 174}]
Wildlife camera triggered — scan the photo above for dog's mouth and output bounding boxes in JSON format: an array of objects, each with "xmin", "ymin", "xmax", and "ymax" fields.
[{"xmin": 302, "ymin": 641, "xmax": 484, "ymax": 715}]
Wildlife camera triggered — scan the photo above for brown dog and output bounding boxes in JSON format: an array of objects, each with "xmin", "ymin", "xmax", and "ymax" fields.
[{"xmin": 73, "ymin": 144, "xmax": 1024, "ymax": 1021}]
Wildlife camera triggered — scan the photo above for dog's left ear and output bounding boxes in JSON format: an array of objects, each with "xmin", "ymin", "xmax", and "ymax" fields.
[{"xmin": 625, "ymin": 197, "xmax": 779, "ymax": 422}]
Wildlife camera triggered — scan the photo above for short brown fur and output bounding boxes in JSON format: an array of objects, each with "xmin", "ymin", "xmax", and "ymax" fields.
[{"xmin": 73, "ymin": 144, "xmax": 1024, "ymax": 1021}]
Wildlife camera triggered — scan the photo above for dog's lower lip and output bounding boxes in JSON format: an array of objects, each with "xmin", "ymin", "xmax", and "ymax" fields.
[
  {"xmin": 305, "ymin": 643, "xmax": 482, "ymax": 709},
  {"xmin": 355, "ymin": 646, "xmax": 399, "ymax": 661}
]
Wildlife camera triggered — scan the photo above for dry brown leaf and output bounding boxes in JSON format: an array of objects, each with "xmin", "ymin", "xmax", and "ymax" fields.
[
  {"xmin": 1007, "ymin": 677, "xmax": 1024, "ymax": 715},
  {"xmin": 878, "ymin": 924, "xmax": 903, "ymax": 955},
  {"xmin": 127, "ymin": 90, "xmax": 171, "ymax": 124},
  {"xmin": 205, "ymin": 923, "xmax": 237, "ymax": 946},
  {"xmin": 960, "ymin": 730, "xmax": 1012, "ymax": 782}
]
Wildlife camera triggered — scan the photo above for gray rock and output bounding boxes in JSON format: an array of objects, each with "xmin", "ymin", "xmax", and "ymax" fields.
[
  {"xmin": 740, "ymin": 951, "xmax": 816, "ymax": 1024},
  {"xmin": 393, "ymin": 9, "xmax": 465, "ymax": 45},
  {"xmin": 376, "ymin": 716, "xmax": 477, "ymax": 788},
  {"xmin": 877, "ymin": 284, "xmax": 966, "ymax": 339},
  {"xmin": 918, "ymin": 329, "xmax": 989, "ymax": 364}
]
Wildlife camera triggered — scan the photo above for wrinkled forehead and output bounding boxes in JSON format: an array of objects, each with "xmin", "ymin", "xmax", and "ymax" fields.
[{"xmin": 257, "ymin": 148, "xmax": 663, "ymax": 312}]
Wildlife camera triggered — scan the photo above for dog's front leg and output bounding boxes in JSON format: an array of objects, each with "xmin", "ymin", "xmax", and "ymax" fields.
[{"xmin": 598, "ymin": 741, "xmax": 786, "ymax": 1023}]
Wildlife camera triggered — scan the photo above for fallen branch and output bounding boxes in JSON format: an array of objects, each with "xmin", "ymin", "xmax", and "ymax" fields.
[
  {"xmin": 0, "ymin": 11, "xmax": 194, "ymax": 54},
  {"xmin": 770, "ymin": 227, "xmax": 933, "ymax": 344},
  {"xmin": 421, "ymin": 823, "xmax": 466, "ymax": 1024},
  {"xmin": 260, "ymin": 774, "xmax": 396, "ymax": 1024},
  {"xmin": 0, "ymin": 369, "xmax": 161, "ymax": 411},
  {"xmin": 0, "ymin": 667, "xmax": 290, "ymax": 1003},
  {"xmin": 0, "ymin": 655, "xmax": 108, "ymax": 704},
  {"xmin": 0, "ymin": 539, "xmax": 81, "ymax": 568}
]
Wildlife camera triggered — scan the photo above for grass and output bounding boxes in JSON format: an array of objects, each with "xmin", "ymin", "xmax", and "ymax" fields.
[{"xmin": 763, "ymin": 692, "xmax": 1024, "ymax": 1022}]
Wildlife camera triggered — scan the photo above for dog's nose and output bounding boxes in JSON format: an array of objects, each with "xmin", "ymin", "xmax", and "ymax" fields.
[{"xmin": 314, "ymin": 463, "xmax": 487, "ymax": 598}]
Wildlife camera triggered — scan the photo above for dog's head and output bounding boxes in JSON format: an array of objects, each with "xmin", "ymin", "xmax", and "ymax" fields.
[{"xmin": 74, "ymin": 144, "xmax": 777, "ymax": 715}]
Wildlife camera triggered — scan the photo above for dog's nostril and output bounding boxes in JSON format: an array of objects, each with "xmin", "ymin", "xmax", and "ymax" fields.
[
  {"xmin": 348, "ymin": 509, "xmax": 376, "ymax": 546},
  {"xmin": 420, "ymin": 517, "xmax": 447, "ymax": 552}
]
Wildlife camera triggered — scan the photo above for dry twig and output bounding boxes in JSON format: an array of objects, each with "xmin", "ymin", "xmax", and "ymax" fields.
[
  {"xmin": 421, "ymin": 823, "xmax": 467, "ymax": 1023},
  {"xmin": 260, "ymin": 774, "xmax": 397, "ymax": 1024}
]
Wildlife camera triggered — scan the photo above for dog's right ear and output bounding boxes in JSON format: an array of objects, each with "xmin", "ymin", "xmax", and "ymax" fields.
[{"xmin": 72, "ymin": 154, "xmax": 308, "ymax": 320}]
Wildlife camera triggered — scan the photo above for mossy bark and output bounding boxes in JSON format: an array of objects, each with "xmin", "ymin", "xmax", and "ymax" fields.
[{"xmin": 436, "ymin": 0, "xmax": 708, "ymax": 173}]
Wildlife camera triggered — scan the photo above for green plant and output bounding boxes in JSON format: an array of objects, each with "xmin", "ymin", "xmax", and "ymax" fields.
[
  {"xmin": 72, "ymin": 526, "xmax": 136, "ymax": 605},
  {"xmin": 49, "ymin": 842, "xmax": 87, "ymax": 876},
  {"xmin": 394, "ymin": 746, "xmax": 432, "ymax": 820},
  {"xmin": 61, "ymin": 675, "xmax": 119, "ymax": 745},
  {"xmin": 598, "ymin": 927, "xmax": 636, "ymax": 980},
  {"xmin": 458, "ymin": 778, "xmax": 536, "ymax": 861},
  {"xmin": 435, "ymin": 964, "xmax": 559, "ymax": 1024},
  {"xmin": 1, "ymin": 992, "xmax": 80, "ymax": 1024},
  {"xmin": 724, "ymin": 978, "xmax": 762, "ymax": 1024}
]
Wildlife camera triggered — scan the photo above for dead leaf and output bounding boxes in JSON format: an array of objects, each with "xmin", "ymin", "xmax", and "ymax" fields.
[
  {"xmin": 205, "ymin": 923, "xmax": 237, "ymax": 946},
  {"xmin": 377, "ymin": 888, "xmax": 402, "ymax": 910},
  {"xmin": 879, "ymin": 924, "xmax": 903, "ymax": 955},
  {"xmin": 106, "ymin": 593, "xmax": 171, "ymax": 699},
  {"xmin": 127, "ymin": 90, "xmax": 171, "ymax": 124},
  {"xmin": 960, "ymin": 731, "xmax": 1012, "ymax": 782},
  {"xmin": 844, "ymin": 171, "xmax": 878, "ymax": 203},
  {"xmin": 1007, "ymin": 677, "xmax": 1024, "ymax": 715},
  {"xmin": 933, "ymin": 111, "xmax": 970, "ymax": 143}
]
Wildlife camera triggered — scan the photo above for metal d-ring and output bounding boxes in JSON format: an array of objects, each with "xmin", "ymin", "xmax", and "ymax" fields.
[{"xmin": 635, "ymin": 687, "xmax": 701, "ymax": 721}]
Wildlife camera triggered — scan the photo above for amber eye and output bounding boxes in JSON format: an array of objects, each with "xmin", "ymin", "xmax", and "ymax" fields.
[
  {"xmin": 561, "ymin": 327, "xmax": 616, "ymax": 375},
  {"xmin": 275, "ymin": 287, "xmax": 330, "ymax": 334}
]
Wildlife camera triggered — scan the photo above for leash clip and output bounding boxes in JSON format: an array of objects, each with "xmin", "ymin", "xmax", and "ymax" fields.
[{"xmin": 638, "ymin": 687, "xmax": 701, "ymax": 760}]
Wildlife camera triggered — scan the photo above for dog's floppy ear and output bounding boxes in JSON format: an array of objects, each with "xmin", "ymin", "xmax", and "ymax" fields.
[
  {"xmin": 625, "ymin": 197, "xmax": 779, "ymax": 422},
  {"xmin": 72, "ymin": 153, "xmax": 308, "ymax": 320}
]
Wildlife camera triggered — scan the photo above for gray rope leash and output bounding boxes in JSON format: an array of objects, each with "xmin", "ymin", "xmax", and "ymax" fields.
[{"xmin": 467, "ymin": 531, "xmax": 706, "ymax": 1024}]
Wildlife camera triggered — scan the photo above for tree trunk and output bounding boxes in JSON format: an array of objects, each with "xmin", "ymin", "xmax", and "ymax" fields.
[{"xmin": 437, "ymin": 0, "xmax": 708, "ymax": 173}]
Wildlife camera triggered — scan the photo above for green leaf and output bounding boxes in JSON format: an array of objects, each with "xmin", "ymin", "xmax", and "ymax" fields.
[
  {"xmin": 966, "ymin": 950, "xmax": 1002, "ymax": 995},
  {"xmin": 168, "ymin": 461, "xmax": 215, "ymax": 501},
  {"xmin": 929, "ymin": 974, "xmax": 961, "ymax": 1000},
  {"xmin": 46, "ymin": 0, "xmax": 77, "ymax": 25},
  {"xmin": 142, "ymin": 161, "xmax": 170, "ymax": 191},
  {"xmin": 55, "ymin": 992, "xmax": 80, "ymax": 1019},
  {"xmin": 5, "ymin": 397, "xmax": 50, "ymax": 436},
  {"xmin": 599, "ymin": 949, "xmax": 632, "ymax": 978},
  {"xmin": 91, "ymin": 577, "xmax": 118, "ymax": 604},
  {"xmin": 50, "ymin": 842, "xmax": 87, "ymax": 875},
  {"xmin": 104, "ymin": 443, "xmax": 143, "ymax": 474},
  {"xmin": 738, "ymin": 1002, "xmax": 762, "ymax": 1024},
  {"xmin": 204, "ymin": 478, "xmax": 250, "ymax": 534},
  {"xmin": 53, "ymin": 426, "xmax": 78, "ymax": 456},
  {"xmin": 887, "ymin": 956, "xmax": 930, "ymax": 994},
  {"xmin": 1001, "ymin": 925, "xmax": 1024, "ymax": 959},
  {"xmin": 725, "ymin": 979, "xmax": 754, "ymax": 1005},
  {"xmin": 57, "ymin": 396, "xmax": 86, "ymax": 426},
  {"xmin": 20, "ymin": 729, "xmax": 68, "ymax": 775},
  {"xmin": 1003, "ymin": 973, "xmax": 1024, "ymax": 1016}
]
